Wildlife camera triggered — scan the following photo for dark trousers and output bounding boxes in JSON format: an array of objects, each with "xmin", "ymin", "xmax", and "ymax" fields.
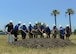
[
  {"xmin": 53, "ymin": 33, "xmax": 57, "ymax": 38},
  {"xmin": 21, "ymin": 31, "xmax": 26, "ymax": 39},
  {"xmin": 60, "ymin": 35, "xmax": 64, "ymax": 40},
  {"xmin": 34, "ymin": 34, "xmax": 37, "ymax": 38},
  {"xmin": 47, "ymin": 33, "xmax": 50, "ymax": 38},
  {"xmin": 34, "ymin": 32, "xmax": 38, "ymax": 38},
  {"xmin": 40, "ymin": 33, "xmax": 44, "ymax": 38},
  {"xmin": 13, "ymin": 30, "xmax": 18, "ymax": 41},
  {"xmin": 66, "ymin": 34, "xmax": 70, "ymax": 39}
]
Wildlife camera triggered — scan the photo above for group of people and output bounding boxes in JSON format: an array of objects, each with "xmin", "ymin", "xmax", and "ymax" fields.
[
  {"xmin": 4, "ymin": 20, "xmax": 71, "ymax": 43},
  {"xmin": 53, "ymin": 24, "xmax": 71, "ymax": 40}
]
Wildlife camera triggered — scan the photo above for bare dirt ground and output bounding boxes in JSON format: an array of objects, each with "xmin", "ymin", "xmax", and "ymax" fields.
[{"xmin": 13, "ymin": 38, "xmax": 75, "ymax": 48}]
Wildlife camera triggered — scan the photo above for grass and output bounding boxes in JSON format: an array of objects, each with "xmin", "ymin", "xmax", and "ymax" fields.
[{"xmin": 0, "ymin": 35, "xmax": 76, "ymax": 54}]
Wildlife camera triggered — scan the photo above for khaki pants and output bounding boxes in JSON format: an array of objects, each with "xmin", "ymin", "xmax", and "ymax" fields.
[{"xmin": 7, "ymin": 34, "xmax": 14, "ymax": 43}]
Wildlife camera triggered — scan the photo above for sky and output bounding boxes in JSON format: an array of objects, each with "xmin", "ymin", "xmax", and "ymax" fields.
[{"xmin": 0, "ymin": 0, "xmax": 76, "ymax": 31}]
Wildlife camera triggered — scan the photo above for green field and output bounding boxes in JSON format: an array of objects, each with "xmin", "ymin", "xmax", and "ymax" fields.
[{"xmin": 0, "ymin": 35, "xmax": 76, "ymax": 54}]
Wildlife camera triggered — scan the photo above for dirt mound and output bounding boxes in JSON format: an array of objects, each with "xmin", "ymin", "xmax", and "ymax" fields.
[{"xmin": 13, "ymin": 38, "xmax": 75, "ymax": 48}]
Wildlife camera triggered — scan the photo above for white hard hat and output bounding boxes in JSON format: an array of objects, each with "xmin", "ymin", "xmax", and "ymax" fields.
[
  {"xmin": 46, "ymin": 24, "xmax": 49, "ymax": 27},
  {"xmin": 53, "ymin": 24, "xmax": 56, "ymax": 26},
  {"xmin": 29, "ymin": 22, "xmax": 31, "ymax": 24},
  {"xmin": 59, "ymin": 25, "xmax": 62, "ymax": 27},
  {"xmin": 35, "ymin": 21, "xmax": 38, "ymax": 24},
  {"xmin": 23, "ymin": 23, "xmax": 26, "ymax": 25},
  {"xmin": 41, "ymin": 23, "xmax": 43, "ymax": 25},
  {"xmin": 66, "ymin": 24, "xmax": 69, "ymax": 27},
  {"xmin": 18, "ymin": 21, "xmax": 21, "ymax": 24},
  {"xmin": 9, "ymin": 20, "xmax": 13, "ymax": 23}
]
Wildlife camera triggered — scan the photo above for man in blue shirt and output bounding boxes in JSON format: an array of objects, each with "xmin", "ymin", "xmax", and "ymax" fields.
[
  {"xmin": 21, "ymin": 23, "xmax": 27, "ymax": 39},
  {"xmin": 13, "ymin": 21, "xmax": 21, "ymax": 41},
  {"xmin": 59, "ymin": 25, "xmax": 65, "ymax": 40},
  {"xmin": 39, "ymin": 23, "xmax": 44, "ymax": 38},
  {"xmin": 28, "ymin": 22, "xmax": 33, "ymax": 38},
  {"xmin": 45, "ymin": 25, "xmax": 51, "ymax": 38}
]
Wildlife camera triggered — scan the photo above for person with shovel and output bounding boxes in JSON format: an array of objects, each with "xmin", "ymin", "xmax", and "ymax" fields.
[
  {"xmin": 21, "ymin": 23, "xmax": 27, "ymax": 39},
  {"xmin": 4, "ymin": 20, "xmax": 14, "ymax": 43},
  {"xmin": 13, "ymin": 21, "xmax": 21, "ymax": 41}
]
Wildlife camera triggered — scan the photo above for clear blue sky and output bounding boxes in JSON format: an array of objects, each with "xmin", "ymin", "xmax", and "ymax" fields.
[{"xmin": 0, "ymin": 0, "xmax": 76, "ymax": 31}]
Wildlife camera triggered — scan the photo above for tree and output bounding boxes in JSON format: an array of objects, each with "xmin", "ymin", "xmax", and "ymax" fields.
[
  {"xmin": 51, "ymin": 10, "xmax": 59, "ymax": 27},
  {"xmin": 65, "ymin": 8, "xmax": 74, "ymax": 33}
]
